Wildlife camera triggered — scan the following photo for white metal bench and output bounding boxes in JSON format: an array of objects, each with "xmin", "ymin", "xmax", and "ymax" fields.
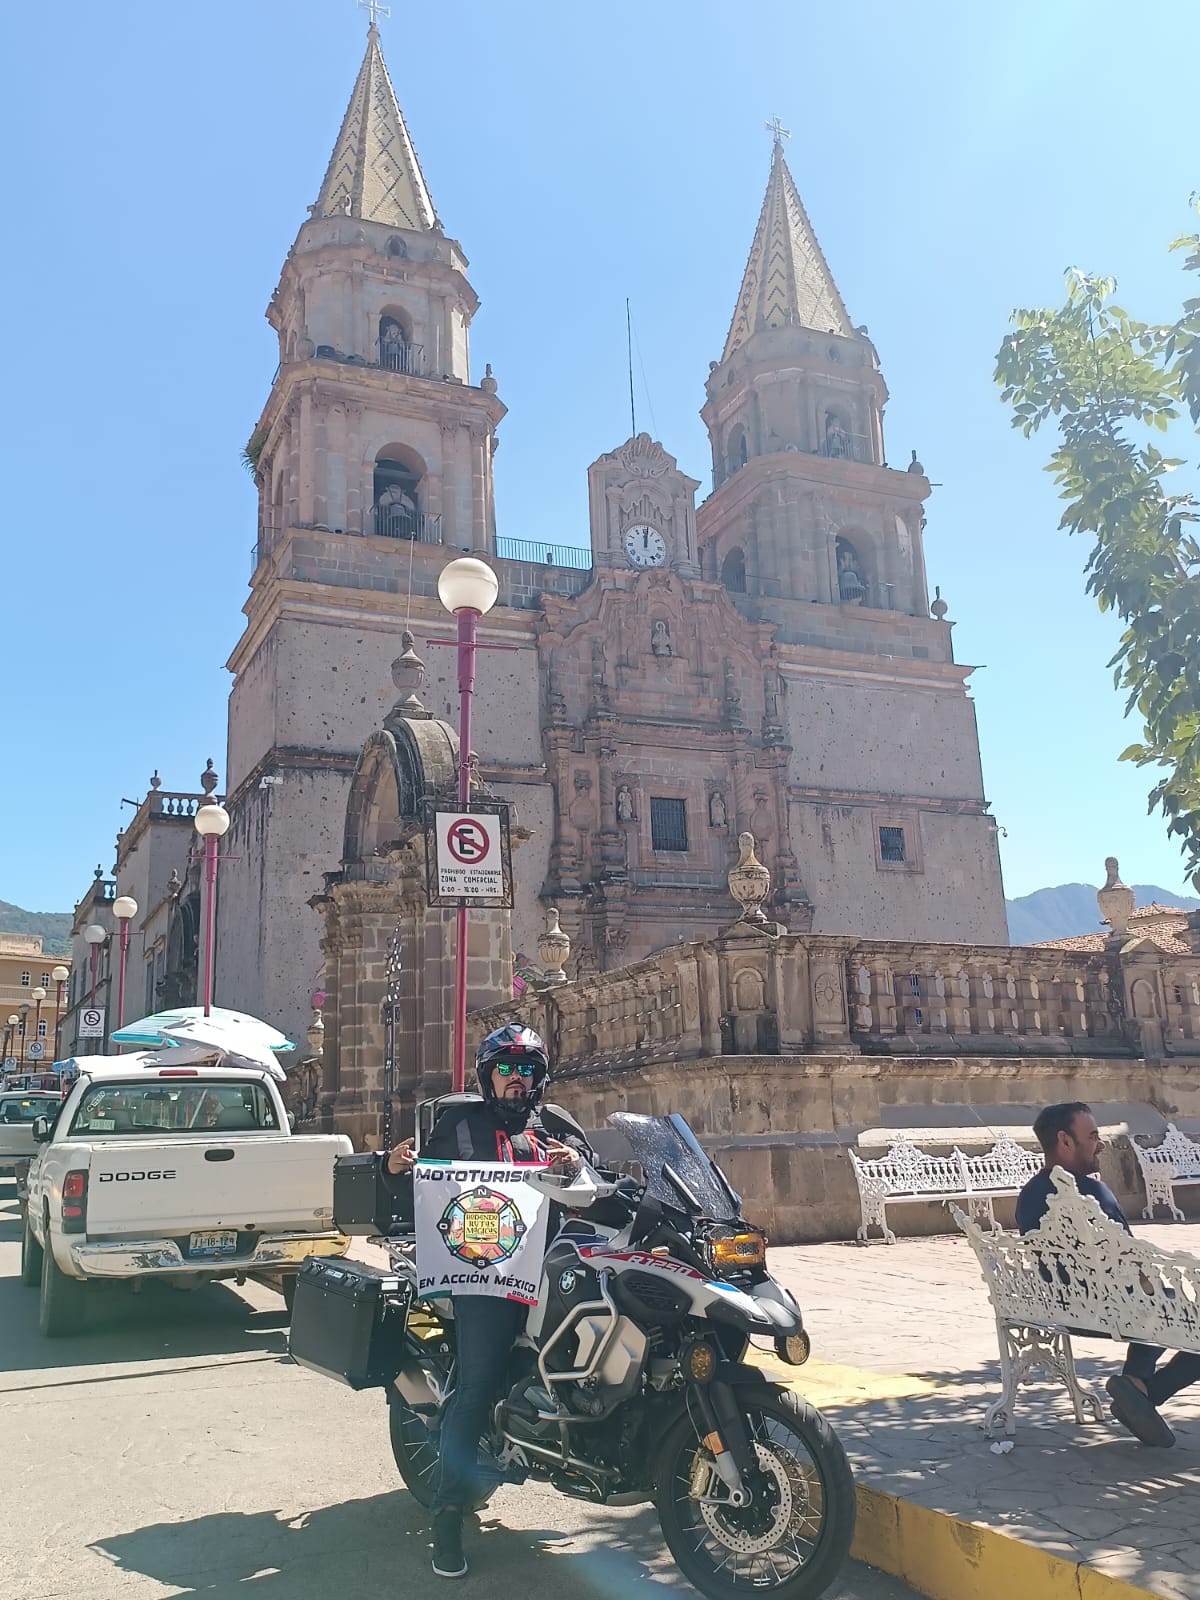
[
  {"xmin": 1131, "ymin": 1124, "xmax": 1200, "ymax": 1221},
  {"xmin": 848, "ymin": 1133, "xmax": 1041, "ymax": 1244},
  {"xmin": 953, "ymin": 1169, "xmax": 1200, "ymax": 1437}
]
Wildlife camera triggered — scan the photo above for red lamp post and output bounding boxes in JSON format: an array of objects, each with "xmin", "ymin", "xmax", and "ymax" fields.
[
  {"xmin": 436, "ymin": 557, "xmax": 499, "ymax": 1093},
  {"xmin": 112, "ymin": 896, "xmax": 139, "ymax": 1039},
  {"xmin": 194, "ymin": 801, "xmax": 231, "ymax": 1016},
  {"xmin": 3, "ymin": 1015, "xmax": 17, "ymax": 1070},
  {"xmin": 51, "ymin": 965, "xmax": 69, "ymax": 1060},
  {"xmin": 31, "ymin": 986, "xmax": 47, "ymax": 1063}
]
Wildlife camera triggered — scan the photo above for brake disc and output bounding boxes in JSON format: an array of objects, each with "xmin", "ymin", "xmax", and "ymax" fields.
[{"xmin": 697, "ymin": 1443, "xmax": 793, "ymax": 1556}]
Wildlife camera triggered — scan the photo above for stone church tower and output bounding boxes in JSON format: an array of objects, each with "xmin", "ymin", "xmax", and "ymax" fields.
[{"xmin": 217, "ymin": 27, "xmax": 1007, "ymax": 1054}]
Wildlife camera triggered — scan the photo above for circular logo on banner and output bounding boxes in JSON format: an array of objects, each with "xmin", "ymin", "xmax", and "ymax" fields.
[
  {"xmin": 438, "ymin": 1185, "xmax": 526, "ymax": 1266},
  {"xmin": 446, "ymin": 817, "xmax": 491, "ymax": 864}
]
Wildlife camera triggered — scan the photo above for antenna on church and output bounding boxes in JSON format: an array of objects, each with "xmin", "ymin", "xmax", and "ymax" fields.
[{"xmin": 626, "ymin": 298, "xmax": 637, "ymax": 438}]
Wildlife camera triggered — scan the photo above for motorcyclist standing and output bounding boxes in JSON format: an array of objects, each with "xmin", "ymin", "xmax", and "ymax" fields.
[{"xmin": 382, "ymin": 1024, "xmax": 591, "ymax": 1580}]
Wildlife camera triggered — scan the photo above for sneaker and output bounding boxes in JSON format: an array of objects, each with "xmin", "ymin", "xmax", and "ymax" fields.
[
  {"xmin": 1106, "ymin": 1375, "xmax": 1175, "ymax": 1447},
  {"xmin": 431, "ymin": 1509, "xmax": 468, "ymax": 1579}
]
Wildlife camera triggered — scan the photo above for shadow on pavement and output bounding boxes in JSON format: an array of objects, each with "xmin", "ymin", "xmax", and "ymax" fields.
[{"xmin": 87, "ymin": 1494, "xmax": 689, "ymax": 1598}]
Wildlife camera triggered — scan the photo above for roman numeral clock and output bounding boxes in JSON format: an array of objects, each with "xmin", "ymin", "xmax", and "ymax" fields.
[{"xmin": 623, "ymin": 523, "xmax": 667, "ymax": 569}]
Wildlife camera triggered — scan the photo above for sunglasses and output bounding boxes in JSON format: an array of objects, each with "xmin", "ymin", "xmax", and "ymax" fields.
[{"xmin": 493, "ymin": 1060, "xmax": 536, "ymax": 1078}]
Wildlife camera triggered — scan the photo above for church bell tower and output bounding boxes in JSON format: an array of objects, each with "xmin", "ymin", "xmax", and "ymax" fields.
[{"xmin": 217, "ymin": 24, "xmax": 506, "ymax": 1048}]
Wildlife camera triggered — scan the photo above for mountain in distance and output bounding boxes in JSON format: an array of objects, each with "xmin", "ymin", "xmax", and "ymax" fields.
[
  {"xmin": 1006, "ymin": 883, "xmax": 1200, "ymax": 945},
  {"xmin": 0, "ymin": 901, "xmax": 72, "ymax": 956}
]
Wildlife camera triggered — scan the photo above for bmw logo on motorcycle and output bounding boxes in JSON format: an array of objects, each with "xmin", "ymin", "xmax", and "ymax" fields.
[{"xmin": 558, "ymin": 1269, "xmax": 577, "ymax": 1295}]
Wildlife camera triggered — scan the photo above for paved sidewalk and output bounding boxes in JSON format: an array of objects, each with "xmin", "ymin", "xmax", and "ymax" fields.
[{"xmin": 768, "ymin": 1224, "xmax": 1200, "ymax": 1600}]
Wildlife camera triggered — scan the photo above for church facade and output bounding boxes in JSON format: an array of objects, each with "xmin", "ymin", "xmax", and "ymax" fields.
[{"xmin": 215, "ymin": 25, "xmax": 1008, "ymax": 1054}]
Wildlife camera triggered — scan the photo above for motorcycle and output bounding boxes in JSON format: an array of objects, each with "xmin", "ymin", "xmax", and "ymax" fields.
[{"xmin": 302, "ymin": 1110, "xmax": 856, "ymax": 1600}]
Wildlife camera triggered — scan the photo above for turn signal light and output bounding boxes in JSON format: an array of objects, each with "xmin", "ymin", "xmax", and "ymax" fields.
[{"xmin": 710, "ymin": 1232, "xmax": 766, "ymax": 1269}]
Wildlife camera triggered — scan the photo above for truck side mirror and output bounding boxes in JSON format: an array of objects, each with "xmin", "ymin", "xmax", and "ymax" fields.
[{"xmin": 32, "ymin": 1116, "xmax": 52, "ymax": 1143}]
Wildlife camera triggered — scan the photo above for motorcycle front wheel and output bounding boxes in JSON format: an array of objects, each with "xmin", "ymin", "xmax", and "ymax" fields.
[{"xmin": 655, "ymin": 1389, "xmax": 855, "ymax": 1600}]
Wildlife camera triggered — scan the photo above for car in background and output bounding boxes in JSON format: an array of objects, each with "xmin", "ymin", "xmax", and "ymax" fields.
[{"xmin": 0, "ymin": 1093, "xmax": 63, "ymax": 1171}]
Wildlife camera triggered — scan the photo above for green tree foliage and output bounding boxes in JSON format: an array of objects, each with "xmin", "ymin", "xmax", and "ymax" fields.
[{"xmin": 996, "ymin": 218, "xmax": 1200, "ymax": 888}]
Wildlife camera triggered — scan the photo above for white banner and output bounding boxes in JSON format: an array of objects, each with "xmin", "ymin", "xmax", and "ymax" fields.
[{"xmin": 414, "ymin": 1160, "xmax": 551, "ymax": 1306}]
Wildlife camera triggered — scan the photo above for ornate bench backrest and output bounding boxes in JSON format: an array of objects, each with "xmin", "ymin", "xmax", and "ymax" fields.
[
  {"xmin": 953, "ymin": 1169, "xmax": 1200, "ymax": 1353},
  {"xmin": 1134, "ymin": 1124, "xmax": 1200, "ymax": 1180},
  {"xmin": 850, "ymin": 1135, "xmax": 964, "ymax": 1196},
  {"xmin": 957, "ymin": 1136, "xmax": 1041, "ymax": 1194}
]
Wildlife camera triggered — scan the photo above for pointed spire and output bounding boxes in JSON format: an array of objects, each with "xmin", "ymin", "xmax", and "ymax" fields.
[
  {"xmin": 313, "ymin": 26, "xmax": 437, "ymax": 231},
  {"xmin": 721, "ymin": 139, "xmax": 853, "ymax": 362}
]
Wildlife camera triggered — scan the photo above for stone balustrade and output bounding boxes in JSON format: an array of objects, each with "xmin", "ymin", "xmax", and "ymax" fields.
[{"xmin": 471, "ymin": 930, "xmax": 1200, "ymax": 1073}]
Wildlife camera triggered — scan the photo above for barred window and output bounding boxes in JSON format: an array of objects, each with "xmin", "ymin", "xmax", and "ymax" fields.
[
  {"xmin": 650, "ymin": 798, "xmax": 688, "ymax": 853},
  {"xmin": 879, "ymin": 826, "xmax": 906, "ymax": 864}
]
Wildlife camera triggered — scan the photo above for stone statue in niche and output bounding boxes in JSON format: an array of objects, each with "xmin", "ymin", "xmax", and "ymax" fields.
[
  {"xmin": 380, "ymin": 317, "xmax": 405, "ymax": 354},
  {"xmin": 837, "ymin": 542, "xmax": 866, "ymax": 604},
  {"xmin": 824, "ymin": 412, "xmax": 851, "ymax": 459},
  {"xmin": 616, "ymin": 786, "xmax": 635, "ymax": 823},
  {"xmin": 651, "ymin": 620, "xmax": 672, "ymax": 657},
  {"xmin": 709, "ymin": 792, "xmax": 728, "ymax": 828}
]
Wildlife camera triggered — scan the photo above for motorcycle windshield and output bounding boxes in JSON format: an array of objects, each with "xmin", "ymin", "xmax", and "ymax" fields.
[{"xmin": 605, "ymin": 1112, "xmax": 740, "ymax": 1221}]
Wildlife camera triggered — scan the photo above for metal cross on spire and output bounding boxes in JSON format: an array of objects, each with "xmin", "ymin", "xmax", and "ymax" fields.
[
  {"xmin": 765, "ymin": 116, "xmax": 791, "ymax": 148},
  {"xmin": 358, "ymin": 0, "xmax": 390, "ymax": 27}
]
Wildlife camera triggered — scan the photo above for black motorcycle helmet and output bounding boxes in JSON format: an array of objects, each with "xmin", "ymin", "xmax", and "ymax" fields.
[{"xmin": 475, "ymin": 1024, "xmax": 550, "ymax": 1127}]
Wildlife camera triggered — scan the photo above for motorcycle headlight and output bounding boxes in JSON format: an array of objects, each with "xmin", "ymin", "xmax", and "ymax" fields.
[{"xmin": 707, "ymin": 1229, "xmax": 766, "ymax": 1271}]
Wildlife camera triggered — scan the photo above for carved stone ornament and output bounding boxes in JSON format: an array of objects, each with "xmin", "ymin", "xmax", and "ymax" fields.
[
  {"xmin": 651, "ymin": 620, "xmax": 672, "ymax": 657},
  {"xmin": 616, "ymin": 432, "xmax": 671, "ymax": 479},
  {"xmin": 728, "ymin": 832, "xmax": 770, "ymax": 924},
  {"xmin": 1097, "ymin": 856, "xmax": 1135, "ymax": 936},
  {"xmin": 538, "ymin": 907, "xmax": 571, "ymax": 985},
  {"xmin": 953, "ymin": 1166, "xmax": 1200, "ymax": 1437},
  {"xmin": 616, "ymin": 786, "xmax": 636, "ymax": 823},
  {"xmin": 708, "ymin": 792, "xmax": 728, "ymax": 829}
]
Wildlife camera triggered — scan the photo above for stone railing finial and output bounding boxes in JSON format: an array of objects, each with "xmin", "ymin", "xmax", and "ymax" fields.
[
  {"xmin": 728, "ymin": 831, "xmax": 771, "ymax": 925},
  {"xmin": 1098, "ymin": 855, "xmax": 1135, "ymax": 937},
  {"xmin": 538, "ymin": 907, "xmax": 571, "ymax": 985}
]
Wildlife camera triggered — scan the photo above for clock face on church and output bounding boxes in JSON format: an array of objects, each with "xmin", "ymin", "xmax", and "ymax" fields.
[{"xmin": 623, "ymin": 524, "xmax": 667, "ymax": 569}]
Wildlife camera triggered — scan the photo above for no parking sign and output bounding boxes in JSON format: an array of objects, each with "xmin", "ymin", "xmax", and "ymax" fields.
[{"xmin": 426, "ymin": 804, "xmax": 513, "ymax": 907}]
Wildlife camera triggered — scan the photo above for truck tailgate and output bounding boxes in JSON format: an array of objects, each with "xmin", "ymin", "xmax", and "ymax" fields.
[{"xmin": 76, "ymin": 1134, "xmax": 352, "ymax": 1236}]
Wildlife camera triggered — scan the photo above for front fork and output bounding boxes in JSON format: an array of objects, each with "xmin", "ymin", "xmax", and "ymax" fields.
[{"xmin": 690, "ymin": 1380, "xmax": 757, "ymax": 1507}]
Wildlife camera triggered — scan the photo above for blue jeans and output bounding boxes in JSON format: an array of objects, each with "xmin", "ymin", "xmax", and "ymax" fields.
[
  {"xmin": 1123, "ymin": 1343, "xmax": 1200, "ymax": 1406},
  {"xmin": 433, "ymin": 1296, "xmax": 524, "ymax": 1515}
]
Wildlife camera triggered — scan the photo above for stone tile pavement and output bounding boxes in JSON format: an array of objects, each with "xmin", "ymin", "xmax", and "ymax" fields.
[{"xmin": 767, "ymin": 1222, "xmax": 1200, "ymax": 1600}]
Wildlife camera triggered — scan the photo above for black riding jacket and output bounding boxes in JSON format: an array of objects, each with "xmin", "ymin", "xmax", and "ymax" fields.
[{"xmin": 420, "ymin": 1097, "xmax": 594, "ymax": 1166}]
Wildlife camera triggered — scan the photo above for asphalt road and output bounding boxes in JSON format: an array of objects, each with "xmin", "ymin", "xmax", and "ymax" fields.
[{"xmin": 0, "ymin": 1177, "xmax": 922, "ymax": 1600}]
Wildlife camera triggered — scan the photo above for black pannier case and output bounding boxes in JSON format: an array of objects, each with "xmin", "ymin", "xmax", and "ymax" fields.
[
  {"xmin": 288, "ymin": 1255, "xmax": 409, "ymax": 1390},
  {"xmin": 333, "ymin": 1152, "xmax": 414, "ymax": 1237}
]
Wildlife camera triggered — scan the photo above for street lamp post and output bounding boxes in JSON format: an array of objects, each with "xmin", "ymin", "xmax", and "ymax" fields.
[
  {"xmin": 51, "ymin": 965, "xmax": 69, "ymax": 1061},
  {"xmin": 112, "ymin": 896, "xmax": 139, "ymax": 1037},
  {"xmin": 194, "ymin": 802, "xmax": 231, "ymax": 1017},
  {"xmin": 18, "ymin": 1003, "xmax": 30, "ymax": 1068},
  {"xmin": 83, "ymin": 923, "xmax": 107, "ymax": 1003},
  {"xmin": 3, "ymin": 1015, "xmax": 16, "ymax": 1072},
  {"xmin": 31, "ymin": 987, "xmax": 47, "ymax": 1063},
  {"xmin": 437, "ymin": 556, "xmax": 499, "ymax": 1093}
]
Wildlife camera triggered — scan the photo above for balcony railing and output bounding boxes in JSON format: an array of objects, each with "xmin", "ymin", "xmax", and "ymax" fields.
[
  {"xmin": 378, "ymin": 341, "xmax": 425, "ymax": 376},
  {"xmin": 820, "ymin": 432, "xmax": 872, "ymax": 464},
  {"xmin": 495, "ymin": 536, "xmax": 592, "ymax": 569},
  {"xmin": 373, "ymin": 506, "xmax": 442, "ymax": 542}
]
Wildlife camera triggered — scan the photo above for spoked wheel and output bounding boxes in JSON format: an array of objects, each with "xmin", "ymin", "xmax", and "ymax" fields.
[
  {"xmin": 388, "ymin": 1395, "xmax": 440, "ymax": 1508},
  {"xmin": 655, "ymin": 1389, "xmax": 855, "ymax": 1600}
]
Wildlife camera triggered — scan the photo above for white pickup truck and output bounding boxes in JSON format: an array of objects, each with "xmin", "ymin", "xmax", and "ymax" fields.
[{"xmin": 20, "ymin": 1062, "xmax": 352, "ymax": 1336}]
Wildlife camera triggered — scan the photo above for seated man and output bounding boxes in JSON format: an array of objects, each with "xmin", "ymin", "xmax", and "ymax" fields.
[{"xmin": 1016, "ymin": 1101, "xmax": 1200, "ymax": 1447}]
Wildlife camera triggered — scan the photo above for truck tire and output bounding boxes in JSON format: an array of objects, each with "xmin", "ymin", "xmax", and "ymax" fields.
[
  {"xmin": 39, "ymin": 1230, "xmax": 87, "ymax": 1337},
  {"xmin": 20, "ymin": 1211, "xmax": 42, "ymax": 1287}
]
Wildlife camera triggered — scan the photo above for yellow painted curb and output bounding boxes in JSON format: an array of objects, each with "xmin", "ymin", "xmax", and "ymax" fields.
[{"xmin": 852, "ymin": 1484, "xmax": 1157, "ymax": 1600}]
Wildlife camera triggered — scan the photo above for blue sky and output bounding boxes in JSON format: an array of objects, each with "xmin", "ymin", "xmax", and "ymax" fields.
[{"xmin": 3, "ymin": 0, "xmax": 1199, "ymax": 914}]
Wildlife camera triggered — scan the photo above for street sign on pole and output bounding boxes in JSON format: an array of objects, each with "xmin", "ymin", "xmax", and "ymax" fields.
[
  {"xmin": 78, "ymin": 1007, "xmax": 106, "ymax": 1040},
  {"xmin": 2, "ymin": 1057, "xmax": 16, "ymax": 1071},
  {"xmin": 425, "ymin": 803, "xmax": 513, "ymax": 907},
  {"xmin": 26, "ymin": 1041, "xmax": 45, "ymax": 1060}
]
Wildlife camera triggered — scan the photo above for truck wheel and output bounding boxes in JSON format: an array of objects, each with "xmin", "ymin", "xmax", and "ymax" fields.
[
  {"xmin": 20, "ymin": 1211, "xmax": 42, "ymax": 1287},
  {"xmin": 39, "ymin": 1232, "xmax": 87, "ymax": 1337}
]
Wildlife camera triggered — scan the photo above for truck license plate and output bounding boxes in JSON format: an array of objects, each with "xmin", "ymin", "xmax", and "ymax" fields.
[{"xmin": 189, "ymin": 1230, "xmax": 238, "ymax": 1258}]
